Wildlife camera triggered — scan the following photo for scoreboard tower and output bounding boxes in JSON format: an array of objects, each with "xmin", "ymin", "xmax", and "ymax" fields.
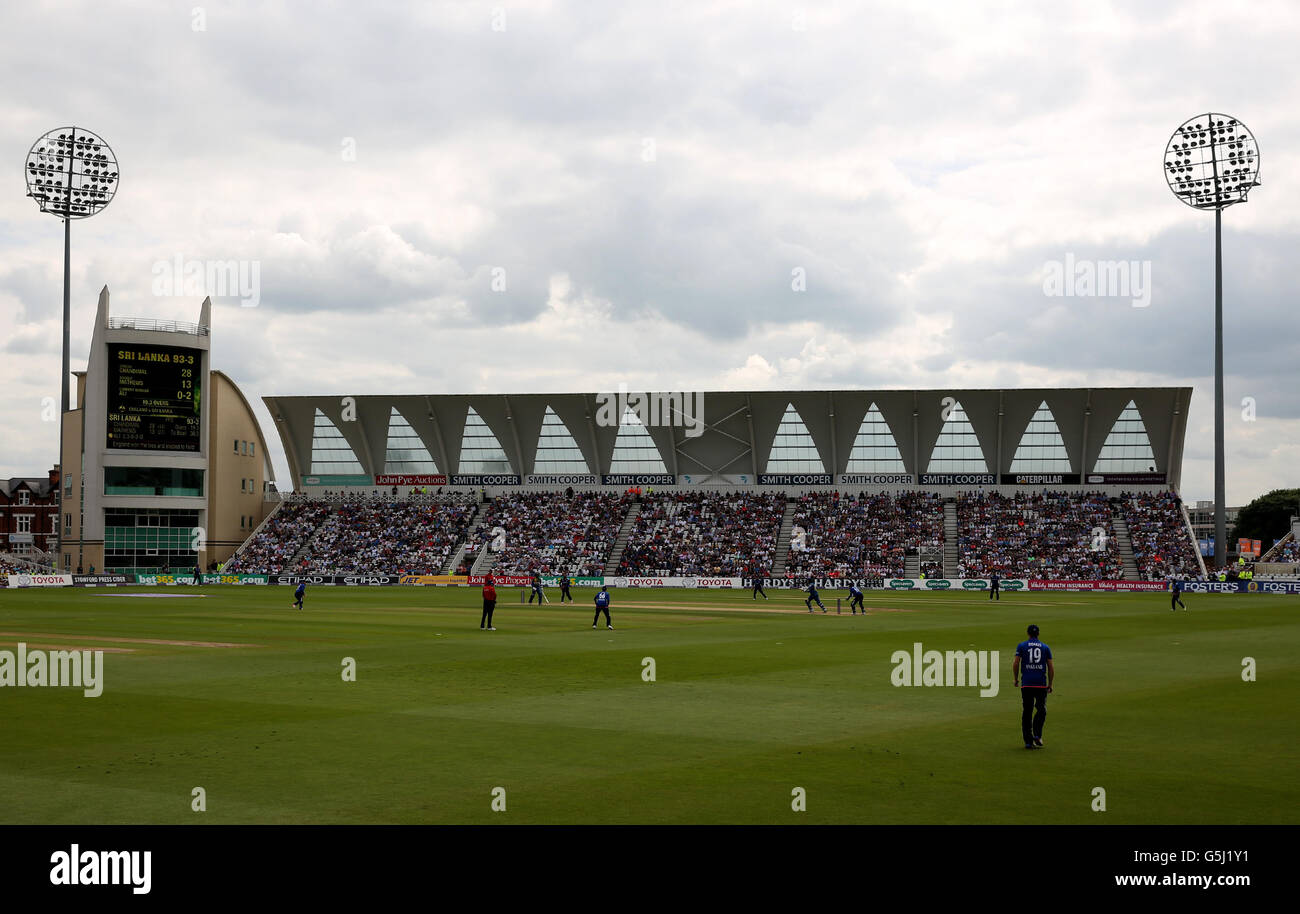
[{"xmin": 59, "ymin": 288, "xmax": 275, "ymax": 574}]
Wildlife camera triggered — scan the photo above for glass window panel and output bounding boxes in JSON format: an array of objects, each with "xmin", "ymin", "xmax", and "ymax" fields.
[
  {"xmin": 384, "ymin": 407, "xmax": 439, "ymax": 474},
  {"xmin": 766, "ymin": 404, "xmax": 825, "ymax": 473},
  {"xmin": 310, "ymin": 409, "xmax": 364, "ymax": 475},
  {"xmin": 1092, "ymin": 401, "xmax": 1157, "ymax": 473},
  {"xmin": 609, "ymin": 408, "xmax": 668, "ymax": 474},
  {"xmin": 533, "ymin": 407, "xmax": 591, "ymax": 474},
  {"xmin": 458, "ymin": 407, "xmax": 513, "ymax": 474}
]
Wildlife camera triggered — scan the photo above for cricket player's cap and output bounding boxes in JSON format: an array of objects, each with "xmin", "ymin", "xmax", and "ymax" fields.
[{"xmin": 1027, "ymin": 624, "xmax": 1040, "ymax": 637}]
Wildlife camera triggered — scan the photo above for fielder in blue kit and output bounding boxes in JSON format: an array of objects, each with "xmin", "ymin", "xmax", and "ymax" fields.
[
  {"xmin": 1013, "ymin": 624, "xmax": 1054, "ymax": 749},
  {"xmin": 593, "ymin": 586, "xmax": 613, "ymax": 630},
  {"xmin": 805, "ymin": 580, "xmax": 826, "ymax": 613}
]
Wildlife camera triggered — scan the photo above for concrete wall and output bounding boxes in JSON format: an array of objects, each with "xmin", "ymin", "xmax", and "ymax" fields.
[{"xmin": 206, "ymin": 370, "xmax": 275, "ymax": 565}]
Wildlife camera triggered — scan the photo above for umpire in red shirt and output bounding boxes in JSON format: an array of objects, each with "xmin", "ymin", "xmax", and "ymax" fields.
[{"xmin": 480, "ymin": 575, "xmax": 498, "ymax": 630}]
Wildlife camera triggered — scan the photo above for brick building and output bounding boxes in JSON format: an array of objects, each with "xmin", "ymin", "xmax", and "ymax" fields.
[{"xmin": 0, "ymin": 468, "xmax": 60, "ymax": 565}]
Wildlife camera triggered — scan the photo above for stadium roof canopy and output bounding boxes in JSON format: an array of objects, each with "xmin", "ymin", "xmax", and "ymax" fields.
[{"xmin": 262, "ymin": 388, "xmax": 1192, "ymax": 490}]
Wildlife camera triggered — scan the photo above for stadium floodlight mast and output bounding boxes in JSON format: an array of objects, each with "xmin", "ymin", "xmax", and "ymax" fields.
[
  {"xmin": 1164, "ymin": 113, "xmax": 1259, "ymax": 571},
  {"xmin": 24, "ymin": 127, "xmax": 120, "ymax": 572}
]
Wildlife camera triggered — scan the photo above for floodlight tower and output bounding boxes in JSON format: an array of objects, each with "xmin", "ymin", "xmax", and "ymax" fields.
[
  {"xmin": 1164, "ymin": 114, "xmax": 1258, "ymax": 570},
  {"xmin": 24, "ymin": 127, "xmax": 120, "ymax": 569}
]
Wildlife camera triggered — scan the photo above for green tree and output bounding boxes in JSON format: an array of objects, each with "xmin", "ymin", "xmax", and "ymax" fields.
[{"xmin": 1231, "ymin": 488, "xmax": 1300, "ymax": 548}]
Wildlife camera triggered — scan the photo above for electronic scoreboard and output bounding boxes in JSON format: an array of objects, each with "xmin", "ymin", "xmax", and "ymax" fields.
[{"xmin": 106, "ymin": 344, "xmax": 202, "ymax": 451}]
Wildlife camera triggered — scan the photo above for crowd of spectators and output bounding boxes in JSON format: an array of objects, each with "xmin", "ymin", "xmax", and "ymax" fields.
[
  {"xmin": 618, "ymin": 492, "xmax": 785, "ymax": 576},
  {"xmin": 227, "ymin": 496, "xmax": 475, "ymax": 575},
  {"xmin": 294, "ymin": 500, "xmax": 476, "ymax": 574},
  {"xmin": 1119, "ymin": 491, "xmax": 1201, "ymax": 579},
  {"xmin": 463, "ymin": 492, "xmax": 630, "ymax": 576},
  {"xmin": 0, "ymin": 554, "xmax": 28, "ymax": 581},
  {"xmin": 956, "ymin": 491, "xmax": 1125, "ymax": 578},
  {"xmin": 1273, "ymin": 536, "xmax": 1299, "ymax": 562},
  {"xmin": 210, "ymin": 486, "xmax": 1212, "ymax": 581},
  {"xmin": 223, "ymin": 501, "xmax": 334, "ymax": 574},
  {"xmin": 0, "ymin": 552, "xmax": 62, "ymax": 581},
  {"xmin": 783, "ymin": 491, "xmax": 945, "ymax": 578}
]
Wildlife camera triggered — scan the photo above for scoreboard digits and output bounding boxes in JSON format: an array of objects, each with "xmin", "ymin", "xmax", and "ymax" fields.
[{"xmin": 106, "ymin": 344, "xmax": 202, "ymax": 452}]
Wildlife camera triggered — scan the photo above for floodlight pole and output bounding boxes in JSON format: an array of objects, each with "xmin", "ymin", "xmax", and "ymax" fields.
[
  {"xmin": 62, "ymin": 129, "xmax": 74, "ymax": 414},
  {"xmin": 1206, "ymin": 122, "xmax": 1227, "ymax": 570},
  {"xmin": 1213, "ymin": 206, "xmax": 1225, "ymax": 569},
  {"xmin": 57, "ymin": 213, "xmax": 69, "ymax": 571},
  {"xmin": 57, "ymin": 129, "xmax": 76, "ymax": 572},
  {"xmin": 1166, "ymin": 115, "xmax": 1262, "ymax": 568},
  {"xmin": 62, "ymin": 215, "xmax": 71, "ymax": 411},
  {"xmin": 25, "ymin": 126, "xmax": 118, "ymax": 571}
]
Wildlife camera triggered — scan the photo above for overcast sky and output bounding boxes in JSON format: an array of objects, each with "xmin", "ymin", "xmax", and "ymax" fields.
[{"xmin": 1, "ymin": 0, "xmax": 1297, "ymax": 504}]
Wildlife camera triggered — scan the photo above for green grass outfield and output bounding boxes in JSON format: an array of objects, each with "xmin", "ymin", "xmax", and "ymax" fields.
[{"xmin": 0, "ymin": 585, "xmax": 1295, "ymax": 824}]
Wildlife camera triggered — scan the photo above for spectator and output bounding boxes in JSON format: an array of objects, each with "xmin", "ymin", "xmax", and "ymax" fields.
[
  {"xmin": 784, "ymin": 491, "xmax": 944, "ymax": 579},
  {"xmin": 465, "ymin": 491, "xmax": 630, "ymax": 576},
  {"xmin": 226, "ymin": 492, "xmax": 476, "ymax": 575},
  {"xmin": 1119, "ymin": 491, "xmax": 1200, "ymax": 579},
  {"xmin": 955, "ymin": 490, "xmax": 1125, "ymax": 579},
  {"xmin": 619, "ymin": 492, "xmax": 785, "ymax": 577}
]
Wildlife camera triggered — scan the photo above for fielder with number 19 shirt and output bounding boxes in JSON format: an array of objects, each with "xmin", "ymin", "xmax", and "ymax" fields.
[{"xmin": 1013, "ymin": 624, "xmax": 1054, "ymax": 749}]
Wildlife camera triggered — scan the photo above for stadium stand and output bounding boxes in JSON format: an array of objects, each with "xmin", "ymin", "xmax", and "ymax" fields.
[
  {"xmin": 617, "ymin": 492, "xmax": 785, "ymax": 576},
  {"xmin": 297, "ymin": 498, "xmax": 475, "ymax": 575},
  {"xmin": 783, "ymin": 491, "xmax": 945, "ymax": 578},
  {"xmin": 1118, "ymin": 491, "xmax": 1202, "ymax": 579},
  {"xmin": 226, "ymin": 495, "xmax": 475, "ymax": 574},
  {"xmin": 211, "ymin": 484, "xmax": 1212, "ymax": 583},
  {"xmin": 461, "ymin": 491, "xmax": 630, "ymax": 576},
  {"xmin": 955, "ymin": 491, "xmax": 1125, "ymax": 579},
  {"xmin": 0, "ymin": 553, "xmax": 58, "ymax": 577},
  {"xmin": 223, "ymin": 500, "xmax": 334, "ymax": 574},
  {"xmin": 1274, "ymin": 537, "xmax": 1299, "ymax": 562}
]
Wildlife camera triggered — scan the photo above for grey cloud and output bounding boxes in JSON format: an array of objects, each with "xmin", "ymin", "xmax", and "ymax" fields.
[{"xmin": 1, "ymin": 1, "xmax": 1297, "ymax": 502}]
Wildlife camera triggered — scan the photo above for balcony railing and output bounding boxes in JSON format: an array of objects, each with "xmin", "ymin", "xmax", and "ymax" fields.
[{"xmin": 108, "ymin": 318, "xmax": 210, "ymax": 336}]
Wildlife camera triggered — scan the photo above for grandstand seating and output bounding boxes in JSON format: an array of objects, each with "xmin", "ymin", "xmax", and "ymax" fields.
[
  {"xmin": 462, "ymin": 491, "xmax": 630, "ymax": 576},
  {"xmin": 215, "ymin": 487, "xmax": 1213, "ymax": 581},
  {"xmin": 227, "ymin": 496, "xmax": 475, "ymax": 574},
  {"xmin": 955, "ymin": 491, "xmax": 1124, "ymax": 579},
  {"xmin": 1118, "ymin": 491, "xmax": 1201, "ymax": 579},
  {"xmin": 783, "ymin": 491, "xmax": 944, "ymax": 578},
  {"xmin": 617, "ymin": 492, "xmax": 785, "ymax": 576},
  {"xmin": 223, "ymin": 501, "xmax": 333, "ymax": 574},
  {"xmin": 1274, "ymin": 537, "xmax": 1299, "ymax": 562}
]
